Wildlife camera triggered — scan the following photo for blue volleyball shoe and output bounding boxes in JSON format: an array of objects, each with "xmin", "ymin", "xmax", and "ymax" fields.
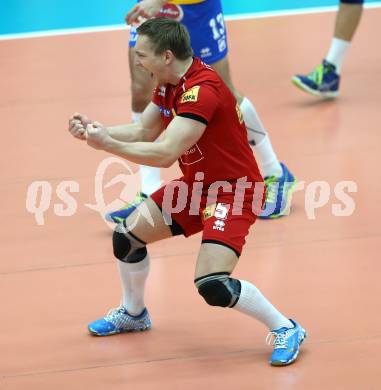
[
  {"xmin": 292, "ymin": 59, "xmax": 340, "ymax": 98},
  {"xmin": 105, "ymin": 192, "xmax": 147, "ymax": 223},
  {"xmin": 259, "ymin": 163, "xmax": 297, "ymax": 219},
  {"xmin": 267, "ymin": 319, "xmax": 307, "ymax": 366},
  {"xmin": 88, "ymin": 306, "xmax": 151, "ymax": 336}
]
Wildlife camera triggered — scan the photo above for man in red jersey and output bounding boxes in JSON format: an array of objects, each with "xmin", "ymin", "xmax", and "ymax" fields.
[
  {"xmin": 68, "ymin": 18, "xmax": 305, "ymax": 366},
  {"xmin": 106, "ymin": 0, "xmax": 296, "ymax": 223}
]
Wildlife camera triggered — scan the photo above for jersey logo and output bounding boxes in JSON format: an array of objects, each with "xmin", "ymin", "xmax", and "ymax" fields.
[
  {"xmin": 180, "ymin": 143, "xmax": 204, "ymax": 165},
  {"xmin": 236, "ymin": 103, "xmax": 244, "ymax": 124},
  {"xmin": 213, "ymin": 219, "xmax": 225, "ymax": 231},
  {"xmin": 180, "ymin": 86, "xmax": 200, "ymax": 103},
  {"xmin": 158, "ymin": 86, "xmax": 166, "ymax": 97}
]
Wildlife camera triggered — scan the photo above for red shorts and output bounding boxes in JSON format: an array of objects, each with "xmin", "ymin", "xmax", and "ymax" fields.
[{"xmin": 150, "ymin": 178, "xmax": 263, "ymax": 256}]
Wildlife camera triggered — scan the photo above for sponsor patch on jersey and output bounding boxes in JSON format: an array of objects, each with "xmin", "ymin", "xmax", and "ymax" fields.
[
  {"xmin": 180, "ymin": 86, "xmax": 200, "ymax": 103},
  {"xmin": 156, "ymin": 3, "xmax": 184, "ymax": 21},
  {"xmin": 202, "ymin": 203, "xmax": 217, "ymax": 222},
  {"xmin": 159, "ymin": 106, "xmax": 171, "ymax": 117}
]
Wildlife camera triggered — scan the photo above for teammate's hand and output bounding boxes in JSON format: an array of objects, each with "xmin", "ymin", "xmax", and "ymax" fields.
[
  {"xmin": 68, "ymin": 113, "xmax": 90, "ymax": 140},
  {"xmin": 86, "ymin": 122, "xmax": 111, "ymax": 150},
  {"xmin": 125, "ymin": 0, "xmax": 166, "ymax": 25}
]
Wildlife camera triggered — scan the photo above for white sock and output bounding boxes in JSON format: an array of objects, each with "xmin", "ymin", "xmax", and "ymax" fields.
[
  {"xmin": 234, "ymin": 280, "xmax": 293, "ymax": 331},
  {"xmin": 326, "ymin": 37, "xmax": 350, "ymax": 73},
  {"xmin": 132, "ymin": 111, "xmax": 161, "ymax": 196},
  {"xmin": 117, "ymin": 254, "xmax": 150, "ymax": 316},
  {"xmin": 240, "ymin": 98, "xmax": 282, "ymax": 178},
  {"xmin": 140, "ymin": 165, "xmax": 161, "ymax": 196},
  {"xmin": 240, "ymin": 97, "xmax": 267, "ymax": 145},
  {"xmin": 251, "ymin": 137, "xmax": 283, "ymax": 178}
]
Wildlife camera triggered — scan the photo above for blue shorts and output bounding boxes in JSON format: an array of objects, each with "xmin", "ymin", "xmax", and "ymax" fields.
[{"xmin": 129, "ymin": 0, "xmax": 228, "ymax": 64}]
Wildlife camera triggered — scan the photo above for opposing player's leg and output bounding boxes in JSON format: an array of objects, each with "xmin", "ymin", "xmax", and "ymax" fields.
[
  {"xmin": 89, "ymin": 197, "xmax": 176, "ymax": 336},
  {"xmin": 292, "ymin": 0, "xmax": 364, "ymax": 97},
  {"xmin": 212, "ymin": 56, "xmax": 297, "ymax": 219},
  {"xmin": 194, "ymin": 208, "xmax": 306, "ymax": 365},
  {"xmin": 192, "ymin": 1, "xmax": 296, "ymax": 218}
]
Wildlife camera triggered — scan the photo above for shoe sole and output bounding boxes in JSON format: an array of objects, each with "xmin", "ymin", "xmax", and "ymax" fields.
[
  {"xmin": 291, "ymin": 77, "xmax": 338, "ymax": 99},
  {"xmin": 270, "ymin": 329, "xmax": 307, "ymax": 366},
  {"xmin": 88, "ymin": 324, "xmax": 152, "ymax": 337}
]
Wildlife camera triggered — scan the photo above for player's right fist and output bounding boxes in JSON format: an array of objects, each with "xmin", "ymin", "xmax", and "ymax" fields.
[{"xmin": 68, "ymin": 113, "xmax": 90, "ymax": 140}]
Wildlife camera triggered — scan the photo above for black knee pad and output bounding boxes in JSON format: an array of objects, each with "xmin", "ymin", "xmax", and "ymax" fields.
[
  {"xmin": 112, "ymin": 223, "xmax": 146, "ymax": 262},
  {"xmin": 195, "ymin": 273, "xmax": 241, "ymax": 308}
]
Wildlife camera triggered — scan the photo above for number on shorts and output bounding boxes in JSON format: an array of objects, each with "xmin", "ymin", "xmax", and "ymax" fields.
[{"xmin": 209, "ymin": 13, "xmax": 225, "ymax": 40}]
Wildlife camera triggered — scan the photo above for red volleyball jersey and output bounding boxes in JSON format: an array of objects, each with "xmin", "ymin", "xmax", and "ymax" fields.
[{"xmin": 152, "ymin": 57, "xmax": 263, "ymax": 190}]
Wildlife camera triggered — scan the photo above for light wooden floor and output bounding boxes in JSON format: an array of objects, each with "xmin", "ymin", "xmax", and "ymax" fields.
[{"xmin": 1, "ymin": 9, "xmax": 380, "ymax": 390}]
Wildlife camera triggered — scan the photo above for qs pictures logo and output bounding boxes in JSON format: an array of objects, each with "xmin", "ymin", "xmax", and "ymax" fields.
[{"xmin": 25, "ymin": 157, "xmax": 155, "ymax": 229}]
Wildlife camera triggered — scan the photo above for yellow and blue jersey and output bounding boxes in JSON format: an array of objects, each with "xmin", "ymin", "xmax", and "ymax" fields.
[{"xmin": 129, "ymin": 0, "xmax": 228, "ymax": 64}]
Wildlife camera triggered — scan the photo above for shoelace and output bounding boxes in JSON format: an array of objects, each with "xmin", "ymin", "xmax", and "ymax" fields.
[
  {"xmin": 266, "ymin": 328, "xmax": 296, "ymax": 349},
  {"xmin": 308, "ymin": 62, "xmax": 336, "ymax": 85},
  {"xmin": 266, "ymin": 332, "xmax": 287, "ymax": 349},
  {"xmin": 264, "ymin": 177, "xmax": 280, "ymax": 204},
  {"xmin": 105, "ymin": 306, "xmax": 126, "ymax": 321},
  {"xmin": 307, "ymin": 63, "xmax": 324, "ymax": 84}
]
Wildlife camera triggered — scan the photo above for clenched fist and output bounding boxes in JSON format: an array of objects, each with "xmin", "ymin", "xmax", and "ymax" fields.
[
  {"xmin": 85, "ymin": 122, "xmax": 111, "ymax": 150},
  {"xmin": 68, "ymin": 113, "xmax": 92, "ymax": 140}
]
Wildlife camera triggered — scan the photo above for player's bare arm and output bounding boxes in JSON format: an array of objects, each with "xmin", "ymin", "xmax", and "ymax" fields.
[
  {"xmin": 107, "ymin": 102, "xmax": 164, "ymax": 142},
  {"xmin": 86, "ymin": 114, "xmax": 206, "ymax": 168}
]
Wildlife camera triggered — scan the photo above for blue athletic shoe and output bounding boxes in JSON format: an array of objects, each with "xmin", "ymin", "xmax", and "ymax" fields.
[
  {"xmin": 88, "ymin": 306, "xmax": 152, "ymax": 336},
  {"xmin": 292, "ymin": 59, "xmax": 340, "ymax": 98},
  {"xmin": 105, "ymin": 192, "xmax": 147, "ymax": 223},
  {"xmin": 259, "ymin": 163, "xmax": 296, "ymax": 219},
  {"xmin": 267, "ymin": 319, "xmax": 307, "ymax": 366}
]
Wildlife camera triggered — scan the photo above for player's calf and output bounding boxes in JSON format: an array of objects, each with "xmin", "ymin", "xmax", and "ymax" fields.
[{"xmin": 88, "ymin": 222, "xmax": 151, "ymax": 336}]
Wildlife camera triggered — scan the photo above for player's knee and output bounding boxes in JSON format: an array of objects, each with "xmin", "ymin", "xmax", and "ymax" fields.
[
  {"xmin": 112, "ymin": 223, "xmax": 146, "ymax": 263},
  {"xmin": 194, "ymin": 273, "xmax": 241, "ymax": 308}
]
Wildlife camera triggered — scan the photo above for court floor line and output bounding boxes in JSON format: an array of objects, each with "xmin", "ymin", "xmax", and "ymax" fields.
[
  {"xmin": 1, "ymin": 232, "xmax": 380, "ymax": 276},
  {"xmin": 1, "ymin": 2, "xmax": 380, "ymax": 41},
  {"xmin": 2, "ymin": 334, "xmax": 381, "ymax": 380},
  {"xmin": 226, "ymin": 1, "xmax": 381, "ymax": 21},
  {"xmin": 0, "ymin": 349, "xmax": 279, "ymax": 379}
]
